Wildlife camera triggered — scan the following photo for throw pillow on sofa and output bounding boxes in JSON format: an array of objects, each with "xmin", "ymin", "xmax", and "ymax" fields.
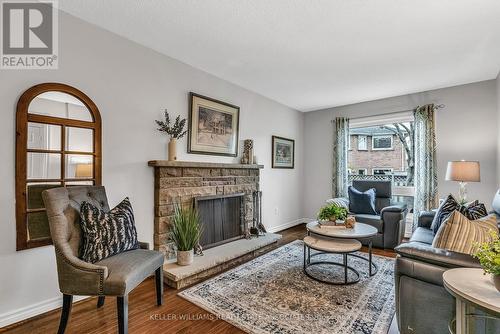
[
  {"xmin": 79, "ymin": 197, "xmax": 139, "ymax": 263},
  {"xmin": 348, "ymin": 186, "xmax": 377, "ymax": 215},
  {"xmin": 430, "ymin": 194, "xmax": 488, "ymax": 234},
  {"xmin": 432, "ymin": 210, "xmax": 498, "ymax": 255}
]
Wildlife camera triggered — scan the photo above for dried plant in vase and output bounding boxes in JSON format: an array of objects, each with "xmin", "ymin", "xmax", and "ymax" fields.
[{"xmin": 155, "ymin": 109, "xmax": 187, "ymax": 161}]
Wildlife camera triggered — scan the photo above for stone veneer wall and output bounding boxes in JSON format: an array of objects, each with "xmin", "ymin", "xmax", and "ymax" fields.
[{"xmin": 148, "ymin": 161, "xmax": 263, "ymax": 259}]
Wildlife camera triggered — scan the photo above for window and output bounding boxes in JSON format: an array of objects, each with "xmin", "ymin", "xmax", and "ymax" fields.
[
  {"xmin": 357, "ymin": 135, "xmax": 367, "ymax": 150},
  {"xmin": 372, "ymin": 135, "xmax": 393, "ymax": 150},
  {"xmin": 358, "ymin": 169, "xmax": 367, "ymax": 175},
  {"xmin": 372, "ymin": 168, "xmax": 393, "ymax": 175},
  {"xmin": 16, "ymin": 83, "xmax": 102, "ymax": 250}
]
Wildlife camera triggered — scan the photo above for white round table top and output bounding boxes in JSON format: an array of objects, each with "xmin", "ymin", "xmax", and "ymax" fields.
[
  {"xmin": 303, "ymin": 235, "xmax": 362, "ymax": 253},
  {"xmin": 306, "ymin": 221, "xmax": 377, "ymax": 239},
  {"xmin": 443, "ymin": 268, "xmax": 500, "ymax": 315}
]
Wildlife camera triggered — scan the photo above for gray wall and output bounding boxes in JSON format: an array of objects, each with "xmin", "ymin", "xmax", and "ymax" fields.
[
  {"xmin": 303, "ymin": 80, "xmax": 499, "ymax": 218},
  {"xmin": 497, "ymin": 71, "xmax": 500, "ymax": 186},
  {"xmin": 0, "ymin": 12, "xmax": 304, "ymax": 325}
]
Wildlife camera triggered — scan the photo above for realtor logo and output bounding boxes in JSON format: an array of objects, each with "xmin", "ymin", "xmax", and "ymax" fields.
[{"xmin": 1, "ymin": 0, "xmax": 58, "ymax": 69}]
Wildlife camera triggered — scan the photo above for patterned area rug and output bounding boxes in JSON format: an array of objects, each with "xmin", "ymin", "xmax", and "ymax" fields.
[{"xmin": 179, "ymin": 240, "xmax": 395, "ymax": 334}]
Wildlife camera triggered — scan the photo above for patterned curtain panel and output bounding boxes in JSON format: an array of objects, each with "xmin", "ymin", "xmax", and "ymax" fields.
[
  {"xmin": 332, "ymin": 117, "xmax": 350, "ymax": 198},
  {"xmin": 413, "ymin": 104, "xmax": 439, "ymax": 230}
]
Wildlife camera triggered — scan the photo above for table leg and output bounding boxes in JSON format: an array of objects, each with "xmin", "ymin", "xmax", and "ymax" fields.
[
  {"xmin": 456, "ymin": 298, "xmax": 466, "ymax": 334},
  {"xmin": 369, "ymin": 239, "xmax": 373, "ymax": 276}
]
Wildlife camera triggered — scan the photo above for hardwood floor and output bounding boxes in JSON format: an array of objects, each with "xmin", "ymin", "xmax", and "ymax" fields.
[{"xmin": 1, "ymin": 224, "xmax": 396, "ymax": 334}]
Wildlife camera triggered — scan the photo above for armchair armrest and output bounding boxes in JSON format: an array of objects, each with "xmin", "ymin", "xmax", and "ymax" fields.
[
  {"xmin": 381, "ymin": 202, "xmax": 407, "ymax": 214},
  {"xmin": 395, "ymin": 242, "xmax": 480, "ymax": 269},
  {"xmin": 54, "ymin": 243, "xmax": 108, "ymax": 296},
  {"xmin": 417, "ymin": 210, "xmax": 436, "ymax": 229},
  {"xmin": 325, "ymin": 197, "xmax": 349, "ymax": 209}
]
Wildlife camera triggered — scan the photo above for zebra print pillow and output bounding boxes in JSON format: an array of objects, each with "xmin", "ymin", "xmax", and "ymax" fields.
[
  {"xmin": 430, "ymin": 194, "xmax": 488, "ymax": 234},
  {"xmin": 79, "ymin": 197, "xmax": 139, "ymax": 263}
]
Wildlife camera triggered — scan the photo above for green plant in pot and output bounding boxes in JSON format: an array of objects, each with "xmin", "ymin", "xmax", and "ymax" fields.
[
  {"xmin": 170, "ymin": 205, "xmax": 202, "ymax": 266},
  {"xmin": 317, "ymin": 203, "xmax": 348, "ymax": 222},
  {"xmin": 473, "ymin": 231, "xmax": 500, "ymax": 292}
]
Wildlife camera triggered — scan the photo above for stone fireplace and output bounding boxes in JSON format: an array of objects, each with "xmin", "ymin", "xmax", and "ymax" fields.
[{"xmin": 148, "ymin": 161, "xmax": 263, "ymax": 259}]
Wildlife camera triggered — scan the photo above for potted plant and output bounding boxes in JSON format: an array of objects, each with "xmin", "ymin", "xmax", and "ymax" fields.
[
  {"xmin": 317, "ymin": 203, "xmax": 348, "ymax": 222},
  {"xmin": 170, "ymin": 205, "xmax": 202, "ymax": 266},
  {"xmin": 473, "ymin": 231, "xmax": 500, "ymax": 292},
  {"xmin": 155, "ymin": 109, "xmax": 188, "ymax": 161}
]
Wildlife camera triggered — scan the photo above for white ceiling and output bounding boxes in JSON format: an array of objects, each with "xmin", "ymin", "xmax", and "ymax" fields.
[{"xmin": 59, "ymin": 0, "xmax": 500, "ymax": 112}]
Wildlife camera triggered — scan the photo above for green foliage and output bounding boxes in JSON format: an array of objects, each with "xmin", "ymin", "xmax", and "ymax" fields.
[
  {"xmin": 317, "ymin": 203, "xmax": 348, "ymax": 221},
  {"xmin": 170, "ymin": 205, "xmax": 202, "ymax": 251},
  {"xmin": 473, "ymin": 231, "xmax": 500, "ymax": 275},
  {"xmin": 155, "ymin": 109, "xmax": 188, "ymax": 139}
]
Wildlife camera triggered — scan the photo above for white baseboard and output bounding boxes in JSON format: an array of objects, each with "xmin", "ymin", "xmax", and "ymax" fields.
[
  {"xmin": 0, "ymin": 295, "xmax": 89, "ymax": 328},
  {"xmin": 266, "ymin": 218, "xmax": 313, "ymax": 233}
]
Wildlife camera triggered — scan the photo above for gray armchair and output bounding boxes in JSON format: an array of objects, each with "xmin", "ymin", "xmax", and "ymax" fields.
[
  {"xmin": 42, "ymin": 186, "xmax": 164, "ymax": 334},
  {"xmin": 328, "ymin": 180, "xmax": 407, "ymax": 249}
]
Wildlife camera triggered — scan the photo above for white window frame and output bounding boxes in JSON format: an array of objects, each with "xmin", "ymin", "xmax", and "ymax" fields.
[
  {"xmin": 357, "ymin": 135, "xmax": 367, "ymax": 150},
  {"xmin": 348, "ymin": 135, "xmax": 352, "ymax": 150},
  {"xmin": 358, "ymin": 168, "xmax": 367, "ymax": 175},
  {"xmin": 372, "ymin": 168, "xmax": 394, "ymax": 175},
  {"xmin": 372, "ymin": 135, "xmax": 393, "ymax": 150}
]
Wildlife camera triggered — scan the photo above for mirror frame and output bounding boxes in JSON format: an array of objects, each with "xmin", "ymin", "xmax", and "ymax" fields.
[{"xmin": 15, "ymin": 83, "xmax": 102, "ymax": 250}]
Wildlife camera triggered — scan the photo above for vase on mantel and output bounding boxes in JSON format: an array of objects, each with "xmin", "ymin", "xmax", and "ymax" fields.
[{"xmin": 168, "ymin": 138, "xmax": 177, "ymax": 161}]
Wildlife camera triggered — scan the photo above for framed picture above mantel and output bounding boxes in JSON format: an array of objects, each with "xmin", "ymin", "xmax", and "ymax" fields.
[
  {"xmin": 272, "ymin": 135, "xmax": 295, "ymax": 169},
  {"xmin": 188, "ymin": 93, "xmax": 240, "ymax": 157}
]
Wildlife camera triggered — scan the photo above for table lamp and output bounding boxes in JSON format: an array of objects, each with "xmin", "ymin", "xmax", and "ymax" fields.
[
  {"xmin": 445, "ymin": 160, "xmax": 480, "ymax": 204},
  {"xmin": 75, "ymin": 163, "xmax": 93, "ymax": 178}
]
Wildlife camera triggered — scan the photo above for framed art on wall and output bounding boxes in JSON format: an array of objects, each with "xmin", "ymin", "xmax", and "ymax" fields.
[
  {"xmin": 272, "ymin": 135, "xmax": 295, "ymax": 169},
  {"xmin": 188, "ymin": 93, "xmax": 240, "ymax": 157}
]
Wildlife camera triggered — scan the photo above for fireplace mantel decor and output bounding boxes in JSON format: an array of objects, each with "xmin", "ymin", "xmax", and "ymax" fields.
[{"xmin": 148, "ymin": 160, "xmax": 263, "ymax": 259}]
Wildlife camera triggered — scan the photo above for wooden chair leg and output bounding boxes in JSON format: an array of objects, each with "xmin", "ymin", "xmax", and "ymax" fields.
[
  {"xmin": 97, "ymin": 296, "xmax": 105, "ymax": 308},
  {"xmin": 155, "ymin": 266, "xmax": 163, "ymax": 306},
  {"xmin": 117, "ymin": 295, "xmax": 128, "ymax": 334},
  {"xmin": 58, "ymin": 294, "xmax": 73, "ymax": 334}
]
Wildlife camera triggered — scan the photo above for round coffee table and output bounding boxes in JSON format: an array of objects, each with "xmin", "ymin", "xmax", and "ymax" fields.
[{"xmin": 306, "ymin": 221, "xmax": 378, "ymax": 277}]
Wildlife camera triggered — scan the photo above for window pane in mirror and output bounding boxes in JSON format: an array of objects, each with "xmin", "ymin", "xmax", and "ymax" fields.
[
  {"xmin": 28, "ymin": 91, "xmax": 92, "ymax": 122},
  {"xmin": 27, "ymin": 153, "xmax": 61, "ymax": 179},
  {"xmin": 27, "ymin": 212, "xmax": 51, "ymax": 241},
  {"xmin": 66, "ymin": 127, "xmax": 93, "ymax": 152},
  {"xmin": 66, "ymin": 180, "xmax": 94, "ymax": 186},
  {"xmin": 27, "ymin": 122, "xmax": 61, "ymax": 150},
  {"xmin": 27, "ymin": 182, "xmax": 61, "ymax": 209},
  {"xmin": 66, "ymin": 154, "xmax": 93, "ymax": 179}
]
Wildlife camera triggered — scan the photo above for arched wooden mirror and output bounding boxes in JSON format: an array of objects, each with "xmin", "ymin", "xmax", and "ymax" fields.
[{"xmin": 16, "ymin": 83, "xmax": 102, "ymax": 250}]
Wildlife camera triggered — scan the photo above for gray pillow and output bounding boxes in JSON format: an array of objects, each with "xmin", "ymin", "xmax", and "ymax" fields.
[{"xmin": 348, "ymin": 186, "xmax": 377, "ymax": 215}]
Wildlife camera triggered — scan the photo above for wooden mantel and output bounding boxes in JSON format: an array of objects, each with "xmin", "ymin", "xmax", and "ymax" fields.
[{"xmin": 148, "ymin": 160, "xmax": 264, "ymax": 169}]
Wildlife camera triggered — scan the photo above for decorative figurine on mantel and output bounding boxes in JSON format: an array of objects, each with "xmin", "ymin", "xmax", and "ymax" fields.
[
  {"xmin": 242, "ymin": 139, "xmax": 254, "ymax": 164},
  {"xmin": 155, "ymin": 109, "xmax": 187, "ymax": 161}
]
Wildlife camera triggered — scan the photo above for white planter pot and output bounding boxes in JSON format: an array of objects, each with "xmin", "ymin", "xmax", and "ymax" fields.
[{"xmin": 177, "ymin": 249, "xmax": 194, "ymax": 266}]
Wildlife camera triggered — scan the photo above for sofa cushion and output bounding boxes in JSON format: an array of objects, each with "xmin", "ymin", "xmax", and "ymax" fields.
[
  {"xmin": 348, "ymin": 186, "xmax": 377, "ymax": 215},
  {"xmin": 409, "ymin": 227, "xmax": 435, "ymax": 245},
  {"xmin": 80, "ymin": 197, "xmax": 139, "ymax": 263},
  {"xmin": 354, "ymin": 214, "xmax": 383, "ymax": 233},
  {"xmin": 96, "ymin": 249, "xmax": 164, "ymax": 295},
  {"xmin": 430, "ymin": 194, "xmax": 488, "ymax": 234},
  {"xmin": 432, "ymin": 211, "xmax": 498, "ymax": 255}
]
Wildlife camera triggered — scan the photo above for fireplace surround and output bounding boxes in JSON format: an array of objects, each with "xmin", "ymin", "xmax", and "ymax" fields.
[{"xmin": 148, "ymin": 161, "xmax": 263, "ymax": 259}]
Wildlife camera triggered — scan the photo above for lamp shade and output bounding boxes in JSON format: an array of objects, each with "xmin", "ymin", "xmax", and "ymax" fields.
[{"xmin": 445, "ymin": 161, "xmax": 480, "ymax": 182}]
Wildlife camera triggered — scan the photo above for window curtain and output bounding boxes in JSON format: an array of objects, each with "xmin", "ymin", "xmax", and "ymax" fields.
[
  {"xmin": 332, "ymin": 117, "xmax": 350, "ymax": 198},
  {"xmin": 413, "ymin": 104, "xmax": 439, "ymax": 230}
]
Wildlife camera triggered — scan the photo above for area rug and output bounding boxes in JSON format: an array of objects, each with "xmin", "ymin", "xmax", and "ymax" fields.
[{"xmin": 179, "ymin": 240, "xmax": 395, "ymax": 334}]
